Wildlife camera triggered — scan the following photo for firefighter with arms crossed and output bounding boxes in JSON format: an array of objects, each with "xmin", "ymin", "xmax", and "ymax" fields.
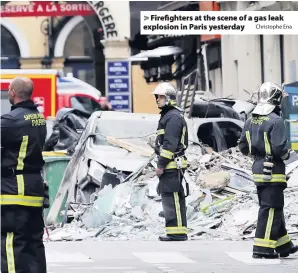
[
  {"xmin": 239, "ymin": 82, "xmax": 298, "ymax": 259},
  {"xmin": 1, "ymin": 77, "xmax": 47, "ymax": 273},
  {"xmin": 153, "ymin": 82, "xmax": 189, "ymax": 241}
]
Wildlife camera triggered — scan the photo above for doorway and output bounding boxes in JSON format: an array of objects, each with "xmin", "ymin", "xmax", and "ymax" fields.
[{"xmin": 64, "ymin": 58, "xmax": 95, "ymax": 87}]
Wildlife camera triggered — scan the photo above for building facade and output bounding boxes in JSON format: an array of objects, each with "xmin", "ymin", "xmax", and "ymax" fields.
[
  {"xmin": 1, "ymin": 1, "xmax": 130, "ymax": 93},
  {"xmin": 129, "ymin": 1, "xmax": 298, "ymax": 104},
  {"xmin": 218, "ymin": 0, "xmax": 298, "ymax": 99},
  {"xmin": 0, "ymin": 1, "xmax": 166, "ymax": 113},
  {"xmin": 2, "ymin": 1, "xmax": 297, "ymax": 114}
]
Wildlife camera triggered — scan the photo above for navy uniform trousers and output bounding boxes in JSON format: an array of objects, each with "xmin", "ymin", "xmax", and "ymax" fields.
[
  {"xmin": 159, "ymin": 169, "xmax": 188, "ymax": 238},
  {"xmin": 1, "ymin": 205, "xmax": 47, "ymax": 273},
  {"xmin": 253, "ymin": 186, "xmax": 294, "ymax": 255}
]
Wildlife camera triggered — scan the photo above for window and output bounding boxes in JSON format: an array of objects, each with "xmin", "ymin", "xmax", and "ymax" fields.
[
  {"xmin": 70, "ymin": 96, "xmax": 101, "ymax": 114},
  {"xmin": 63, "ymin": 20, "xmax": 95, "ymax": 86},
  {"xmin": 1, "ymin": 26, "xmax": 21, "ymax": 69},
  {"xmin": 216, "ymin": 121, "xmax": 242, "ymax": 149},
  {"xmin": 1, "ymin": 26, "xmax": 20, "ymax": 57},
  {"xmin": 64, "ymin": 21, "xmax": 93, "ymax": 57},
  {"xmin": 197, "ymin": 122, "xmax": 220, "ymax": 151},
  {"xmin": 77, "ymin": 68, "xmax": 95, "ymax": 87},
  {"xmin": 197, "ymin": 121, "xmax": 242, "ymax": 152}
]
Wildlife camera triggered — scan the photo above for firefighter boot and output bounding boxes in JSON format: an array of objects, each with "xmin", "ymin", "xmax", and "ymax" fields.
[
  {"xmin": 158, "ymin": 235, "xmax": 188, "ymax": 241},
  {"xmin": 279, "ymin": 245, "xmax": 298, "ymax": 258},
  {"xmin": 252, "ymin": 252, "xmax": 279, "ymax": 259}
]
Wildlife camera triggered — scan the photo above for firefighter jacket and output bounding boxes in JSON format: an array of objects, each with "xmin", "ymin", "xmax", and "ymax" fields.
[
  {"xmin": 1, "ymin": 100, "xmax": 47, "ymax": 207},
  {"xmin": 239, "ymin": 110, "xmax": 290, "ymax": 187},
  {"xmin": 155, "ymin": 106, "xmax": 188, "ymax": 170}
]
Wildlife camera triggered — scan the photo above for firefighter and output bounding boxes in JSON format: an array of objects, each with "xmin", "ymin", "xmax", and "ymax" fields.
[
  {"xmin": 153, "ymin": 82, "xmax": 189, "ymax": 241},
  {"xmin": 239, "ymin": 82, "xmax": 298, "ymax": 259},
  {"xmin": 1, "ymin": 77, "xmax": 47, "ymax": 273}
]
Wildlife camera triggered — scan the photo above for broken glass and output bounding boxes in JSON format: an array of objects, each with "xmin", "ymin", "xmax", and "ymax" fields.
[
  {"xmin": 228, "ymin": 173, "xmax": 255, "ymax": 193},
  {"xmin": 130, "ymin": 206, "xmax": 145, "ymax": 220},
  {"xmin": 81, "ymin": 208, "xmax": 113, "ymax": 229},
  {"xmin": 129, "ymin": 185, "xmax": 148, "ymax": 208}
]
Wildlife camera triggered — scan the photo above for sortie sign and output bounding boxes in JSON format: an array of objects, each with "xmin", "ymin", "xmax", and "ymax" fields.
[{"xmin": 0, "ymin": 1, "xmax": 96, "ymax": 17}]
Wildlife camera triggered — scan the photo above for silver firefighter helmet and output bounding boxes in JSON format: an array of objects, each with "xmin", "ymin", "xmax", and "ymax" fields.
[
  {"xmin": 252, "ymin": 82, "xmax": 288, "ymax": 115},
  {"xmin": 152, "ymin": 82, "xmax": 178, "ymax": 108}
]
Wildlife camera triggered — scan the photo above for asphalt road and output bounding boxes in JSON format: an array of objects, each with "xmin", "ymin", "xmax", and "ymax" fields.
[{"xmin": 46, "ymin": 239, "xmax": 298, "ymax": 273}]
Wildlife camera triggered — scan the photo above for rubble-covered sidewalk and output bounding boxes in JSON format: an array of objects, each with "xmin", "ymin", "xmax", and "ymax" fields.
[{"xmin": 48, "ymin": 145, "xmax": 298, "ymax": 242}]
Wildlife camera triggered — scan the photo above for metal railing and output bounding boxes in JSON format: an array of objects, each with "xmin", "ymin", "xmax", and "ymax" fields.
[{"xmin": 178, "ymin": 68, "xmax": 200, "ymax": 118}]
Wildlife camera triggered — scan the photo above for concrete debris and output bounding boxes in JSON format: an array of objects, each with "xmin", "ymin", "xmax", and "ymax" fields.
[
  {"xmin": 188, "ymin": 147, "xmax": 253, "ymax": 174},
  {"xmin": 287, "ymin": 168, "xmax": 298, "ymax": 187},
  {"xmin": 199, "ymin": 171, "xmax": 230, "ymax": 190},
  {"xmin": 48, "ymin": 221, "xmax": 103, "ymax": 241},
  {"xmin": 49, "ymin": 140, "xmax": 298, "ymax": 242}
]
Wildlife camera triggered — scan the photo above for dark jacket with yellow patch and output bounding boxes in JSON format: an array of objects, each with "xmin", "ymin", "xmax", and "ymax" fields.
[
  {"xmin": 239, "ymin": 109, "xmax": 290, "ymax": 187},
  {"xmin": 1, "ymin": 100, "xmax": 47, "ymax": 207},
  {"xmin": 155, "ymin": 106, "xmax": 188, "ymax": 170}
]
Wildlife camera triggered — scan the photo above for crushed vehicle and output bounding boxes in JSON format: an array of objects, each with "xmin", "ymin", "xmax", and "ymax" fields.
[
  {"xmin": 45, "ymin": 110, "xmax": 298, "ymax": 242},
  {"xmin": 46, "ymin": 111, "xmax": 245, "ymax": 225},
  {"xmin": 188, "ymin": 117, "xmax": 243, "ymax": 152},
  {"xmin": 191, "ymin": 96, "xmax": 256, "ymax": 121}
]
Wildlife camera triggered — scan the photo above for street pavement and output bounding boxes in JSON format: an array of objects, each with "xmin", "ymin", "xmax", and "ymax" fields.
[{"xmin": 46, "ymin": 239, "xmax": 298, "ymax": 273}]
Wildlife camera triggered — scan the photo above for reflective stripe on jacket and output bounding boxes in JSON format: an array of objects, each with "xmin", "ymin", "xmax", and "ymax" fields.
[
  {"xmin": 1, "ymin": 100, "xmax": 46, "ymax": 207},
  {"xmin": 155, "ymin": 107, "xmax": 188, "ymax": 170},
  {"xmin": 238, "ymin": 110, "xmax": 289, "ymax": 186}
]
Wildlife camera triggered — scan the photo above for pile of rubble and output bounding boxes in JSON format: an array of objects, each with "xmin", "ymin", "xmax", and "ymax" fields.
[{"xmin": 48, "ymin": 146, "xmax": 298, "ymax": 242}]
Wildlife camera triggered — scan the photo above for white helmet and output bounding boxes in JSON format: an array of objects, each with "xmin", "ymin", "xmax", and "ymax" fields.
[
  {"xmin": 258, "ymin": 82, "xmax": 286, "ymax": 105},
  {"xmin": 252, "ymin": 82, "xmax": 288, "ymax": 115},
  {"xmin": 152, "ymin": 82, "xmax": 178, "ymax": 108}
]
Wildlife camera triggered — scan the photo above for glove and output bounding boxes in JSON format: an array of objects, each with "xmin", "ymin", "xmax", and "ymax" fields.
[{"xmin": 156, "ymin": 167, "xmax": 164, "ymax": 177}]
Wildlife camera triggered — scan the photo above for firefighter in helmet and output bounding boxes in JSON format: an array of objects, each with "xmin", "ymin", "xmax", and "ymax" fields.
[
  {"xmin": 153, "ymin": 82, "xmax": 189, "ymax": 241},
  {"xmin": 239, "ymin": 82, "xmax": 298, "ymax": 259}
]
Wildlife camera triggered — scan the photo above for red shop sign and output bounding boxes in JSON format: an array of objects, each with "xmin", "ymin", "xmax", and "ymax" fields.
[{"xmin": 0, "ymin": 1, "xmax": 96, "ymax": 17}]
